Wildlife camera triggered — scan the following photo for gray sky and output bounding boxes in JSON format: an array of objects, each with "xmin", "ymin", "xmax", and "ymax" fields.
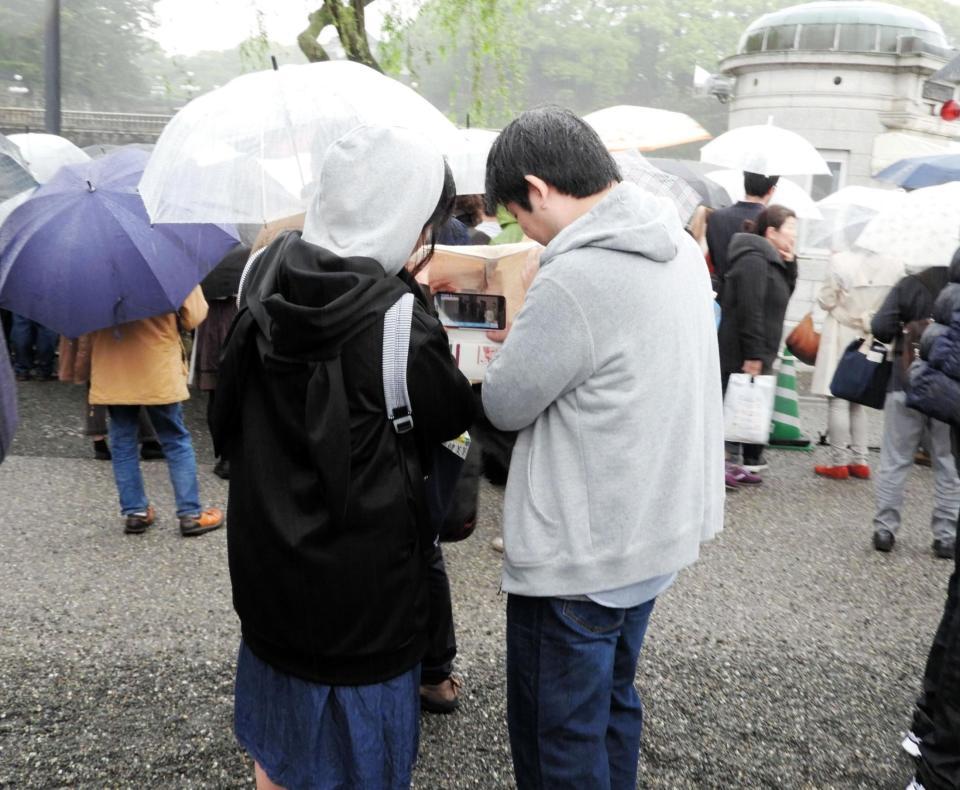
[{"xmin": 151, "ymin": 0, "xmax": 403, "ymax": 55}]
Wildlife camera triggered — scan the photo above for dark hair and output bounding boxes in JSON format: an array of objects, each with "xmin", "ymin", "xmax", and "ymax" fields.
[
  {"xmin": 454, "ymin": 194, "xmax": 484, "ymax": 227},
  {"xmin": 409, "ymin": 160, "xmax": 457, "ymax": 276},
  {"xmin": 743, "ymin": 204, "xmax": 796, "ymax": 236},
  {"xmin": 484, "ymin": 106, "xmax": 621, "ymax": 213},
  {"xmin": 743, "ymin": 171, "xmax": 779, "ymax": 198}
]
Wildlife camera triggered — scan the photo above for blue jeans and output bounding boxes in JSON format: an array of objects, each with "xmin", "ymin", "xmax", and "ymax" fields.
[
  {"xmin": 506, "ymin": 594, "xmax": 656, "ymax": 790},
  {"xmin": 107, "ymin": 403, "xmax": 200, "ymax": 516},
  {"xmin": 10, "ymin": 314, "xmax": 57, "ymax": 376}
]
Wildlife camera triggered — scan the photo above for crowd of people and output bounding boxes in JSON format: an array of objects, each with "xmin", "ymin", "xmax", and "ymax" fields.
[{"xmin": 0, "ymin": 105, "xmax": 958, "ymax": 790}]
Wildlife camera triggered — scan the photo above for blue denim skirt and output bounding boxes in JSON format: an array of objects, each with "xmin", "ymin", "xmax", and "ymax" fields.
[{"xmin": 234, "ymin": 641, "xmax": 420, "ymax": 790}]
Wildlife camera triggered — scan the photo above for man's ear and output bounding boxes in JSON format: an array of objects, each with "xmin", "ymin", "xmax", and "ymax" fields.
[{"xmin": 524, "ymin": 175, "xmax": 550, "ymax": 210}]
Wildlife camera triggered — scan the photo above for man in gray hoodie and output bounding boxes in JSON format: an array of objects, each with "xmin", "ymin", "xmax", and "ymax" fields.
[{"xmin": 482, "ymin": 107, "xmax": 725, "ymax": 789}]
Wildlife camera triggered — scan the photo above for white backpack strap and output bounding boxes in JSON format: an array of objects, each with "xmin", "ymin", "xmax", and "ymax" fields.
[{"xmin": 382, "ymin": 292, "xmax": 415, "ymax": 434}]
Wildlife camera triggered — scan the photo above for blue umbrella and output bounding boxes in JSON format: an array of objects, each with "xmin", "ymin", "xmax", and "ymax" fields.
[
  {"xmin": 0, "ymin": 147, "xmax": 238, "ymax": 337},
  {"xmin": 874, "ymin": 153, "xmax": 960, "ymax": 189}
]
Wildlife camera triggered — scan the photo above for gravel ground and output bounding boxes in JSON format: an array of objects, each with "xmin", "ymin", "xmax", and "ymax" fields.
[{"xmin": 0, "ymin": 380, "xmax": 952, "ymax": 788}]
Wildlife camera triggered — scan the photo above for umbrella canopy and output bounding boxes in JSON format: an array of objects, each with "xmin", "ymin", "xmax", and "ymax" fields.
[
  {"xmin": 0, "ymin": 148, "xmax": 238, "ymax": 337},
  {"xmin": 446, "ymin": 128, "xmax": 498, "ymax": 195},
  {"xmin": 0, "ymin": 134, "xmax": 37, "ymax": 201},
  {"xmin": 804, "ymin": 186, "xmax": 905, "ymax": 251},
  {"xmin": 855, "ymin": 182, "xmax": 960, "ymax": 270},
  {"xmin": 7, "ymin": 133, "xmax": 90, "ymax": 183},
  {"xmin": 140, "ymin": 60, "xmax": 465, "ymax": 225},
  {"xmin": 874, "ymin": 153, "xmax": 960, "ymax": 190},
  {"xmin": 705, "ymin": 170, "xmax": 822, "ymax": 220},
  {"xmin": 612, "ymin": 150, "xmax": 701, "ymax": 223},
  {"xmin": 584, "ymin": 105, "xmax": 711, "ymax": 152},
  {"xmin": 645, "ymin": 158, "xmax": 732, "ymax": 209},
  {"xmin": 83, "ymin": 142, "xmax": 155, "ymax": 159},
  {"xmin": 699, "ymin": 121, "xmax": 830, "ymax": 176}
]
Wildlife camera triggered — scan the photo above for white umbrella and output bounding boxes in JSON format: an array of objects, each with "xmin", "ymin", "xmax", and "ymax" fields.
[
  {"xmin": 140, "ymin": 61, "xmax": 465, "ymax": 225},
  {"xmin": 804, "ymin": 186, "xmax": 906, "ymax": 251},
  {"xmin": 705, "ymin": 170, "xmax": 822, "ymax": 220},
  {"xmin": 7, "ymin": 133, "xmax": 90, "ymax": 183},
  {"xmin": 855, "ymin": 182, "xmax": 960, "ymax": 269},
  {"xmin": 699, "ymin": 120, "xmax": 830, "ymax": 176},
  {"xmin": 446, "ymin": 128, "xmax": 498, "ymax": 196},
  {"xmin": 584, "ymin": 105, "xmax": 711, "ymax": 152}
]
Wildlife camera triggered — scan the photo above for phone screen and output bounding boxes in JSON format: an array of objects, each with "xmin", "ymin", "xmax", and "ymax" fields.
[{"xmin": 434, "ymin": 292, "xmax": 506, "ymax": 330}]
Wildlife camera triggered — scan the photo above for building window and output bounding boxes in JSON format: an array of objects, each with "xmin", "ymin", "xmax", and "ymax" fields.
[
  {"xmin": 765, "ymin": 25, "xmax": 798, "ymax": 51},
  {"xmin": 877, "ymin": 25, "xmax": 905, "ymax": 52},
  {"xmin": 743, "ymin": 30, "xmax": 765, "ymax": 53},
  {"xmin": 837, "ymin": 24, "xmax": 878, "ymax": 52},
  {"xmin": 798, "ymin": 23, "xmax": 838, "ymax": 50}
]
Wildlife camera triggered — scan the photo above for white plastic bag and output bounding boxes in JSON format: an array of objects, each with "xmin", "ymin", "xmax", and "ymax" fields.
[{"xmin": 723, "ymin": 374, "xmax": 776, "ymax": 445}]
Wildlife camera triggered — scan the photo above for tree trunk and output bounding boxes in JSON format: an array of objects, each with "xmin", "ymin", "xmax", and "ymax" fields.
[{"xmin": 298, "ymin": 1, "xmax": 382, "ymax": 72}]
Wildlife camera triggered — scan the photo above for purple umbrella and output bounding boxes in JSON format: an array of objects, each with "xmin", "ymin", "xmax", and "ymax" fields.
[{"xmin": 0, "ymin": 147, "xmax": 238, "ymax": 337}]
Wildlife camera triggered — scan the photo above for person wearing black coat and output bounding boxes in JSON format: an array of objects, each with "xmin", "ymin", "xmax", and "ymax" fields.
[
  {"xmin": 211, "ymin": 126, "xmax": 476, "ymax": 789},
  {"xmin": 900, "ymin": 250, "xmax": 960, "ymax": 790},
  {"xmin": 717, "ymin": 205, "xmax": 798, "ymax": 473},
  {"xmin": 869, "ymin": 265, "xmax": 958, "ymax": 558}
]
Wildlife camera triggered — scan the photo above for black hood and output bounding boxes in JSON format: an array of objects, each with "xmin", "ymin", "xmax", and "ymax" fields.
[{"xmin": 243, "ymin": 231, "xmax": 409, "ymax": 362}]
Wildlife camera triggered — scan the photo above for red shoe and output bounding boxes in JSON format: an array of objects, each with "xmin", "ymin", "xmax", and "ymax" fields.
[
  {"xmin": 848, "ymin": 464, "xmax": 871, "ymax": 479},
  {"xmin": 815, "ymin": 464, "xmax": 850, "ymax": 480}
]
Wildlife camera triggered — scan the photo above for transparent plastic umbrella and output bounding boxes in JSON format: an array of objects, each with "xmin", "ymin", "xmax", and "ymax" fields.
[
  {"xmin": 140, "ymin": 61, "xmax": 465, "ymax": 225},
  {"xmin": 7, "ymin": 133, "xmax": 90, "ymax": 183},
  {"xmin": 804, "ymin": 186, "xmax": 906, "ymax": 251},
  {"xmin": 699, "ymin": 120, "xmax": 830, "ymax": 176},
  {"xmin": 446, "ymin": 129, "xmax": 498, "ymax": 195},
  {"xmin": 705, "ymin": 170, "xmax": 822, "ymax": 219},
  {"xmin": 613, "ymin": 151, "xmax": 701, "ymax": 223},
  {"xmin": 856, "ymin": 182, "xmax": 960, "ymax": 269},
  {"xmin": 585, "ymin": 105, "xmax": 711, "ymax": 152},
  {"xmin": 0, "ymin": 134, "xmax": 36, "ymax": 201}
]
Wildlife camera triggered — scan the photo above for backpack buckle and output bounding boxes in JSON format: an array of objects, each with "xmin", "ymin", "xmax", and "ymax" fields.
[{"xmin": 390, "ymin": 407, "xmax": 414, "ymax": 434}]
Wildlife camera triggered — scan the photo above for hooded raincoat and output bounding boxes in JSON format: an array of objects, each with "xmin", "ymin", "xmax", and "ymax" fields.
[{"xmin": 212, "ymin": 127, "xmax": 475, "ymax": 686}]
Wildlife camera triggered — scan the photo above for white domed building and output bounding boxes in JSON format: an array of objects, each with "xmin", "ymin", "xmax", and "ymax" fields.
[{"xmin": 718, "ymin": 0, "xmax": 959, "ymax": 198}]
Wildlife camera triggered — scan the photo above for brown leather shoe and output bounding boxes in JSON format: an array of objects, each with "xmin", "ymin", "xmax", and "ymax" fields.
[
  {"xmin": 420, "ymin": 674, "xmax": 463, "ymax": 714},
  {"xmin": 124, "ymin": 505, "xmax": 156, "ymax": 535},
  {"xmin": 179, "ymin": 507, "xmax": 224, "ymax": 537}
]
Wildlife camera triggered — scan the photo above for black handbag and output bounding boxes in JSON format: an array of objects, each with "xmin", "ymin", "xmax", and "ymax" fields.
[{"xmin": 829, "ymin": 337, "xmax": 891, "ymax": 409}]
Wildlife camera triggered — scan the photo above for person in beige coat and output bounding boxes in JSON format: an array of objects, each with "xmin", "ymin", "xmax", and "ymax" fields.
[
  {"xmin": 89, "ymin": 285, "xmax": 223, "ymax": 537},
  {"xmin": 810, "ymin": 250, "xmax": 904, "ymax": 479}
]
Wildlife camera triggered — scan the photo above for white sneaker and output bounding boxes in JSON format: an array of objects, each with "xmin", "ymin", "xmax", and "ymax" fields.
[
  {"xmin": 902, "ymin": 731, "xmax": 922, "ymax": 759},
  {"xmin": 490, "ymin": 535, "xmax": 504, "ymax": 553},
  {"xmin": 906, "ymin": 778, "xmax": 925, "ymax": 790},
  {"xmin": 742, "ymin": 461, "xmax": 769, "ymax": 473}
]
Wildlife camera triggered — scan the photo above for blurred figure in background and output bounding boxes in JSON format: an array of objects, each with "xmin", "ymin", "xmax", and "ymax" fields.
[
  {"xmin": 870, "ymin": 261, "xmax": 958, "ymax": 558},
  {"xmin": 810, "ymin": 250, "xmax": 903, "ymax": 480},
  {"xmin": 89, "ymin": 286, "xmax": 223, "ymax": 538},
  {"xmin": 10, "ymin": 313, "xmax": 58, "ymax": 381},
  {"xmin": 718, "ymin": 205, "xmax": 798, "ymax": 476}
]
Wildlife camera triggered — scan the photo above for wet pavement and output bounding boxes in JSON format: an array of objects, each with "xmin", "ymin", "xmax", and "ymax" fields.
[{"xmin": 0, "ymin": 378, "xmax": 952, "ymax": 788}]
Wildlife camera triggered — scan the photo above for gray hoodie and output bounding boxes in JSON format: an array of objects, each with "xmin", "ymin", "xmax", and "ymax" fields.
[{"xmin": 482, "ymin": 182, "xmax": 725, "ymax": 597}]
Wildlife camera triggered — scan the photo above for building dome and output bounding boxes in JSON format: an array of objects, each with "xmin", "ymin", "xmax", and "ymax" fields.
[{"xmin": 738, "ymin": 1, "xmax": 947, "ymax": 55}]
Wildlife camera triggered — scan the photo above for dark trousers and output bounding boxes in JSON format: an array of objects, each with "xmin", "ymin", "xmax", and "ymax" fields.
[
  {"xmin": 10, "ymin": 314, "xmax": 57, "ymax": 376},
  {"xmin": 421, "ymin": 544, "xmax": 456, "ymax": 685},
  {"xmin": 914, "ymin": 441, "xmax": 960, "ymax": 790},
  {"xmin": 506, "ymin": 594, "xmax": 655, "ymax": 790}
]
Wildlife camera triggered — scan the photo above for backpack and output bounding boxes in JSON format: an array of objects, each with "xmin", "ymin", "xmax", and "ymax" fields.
[{"xmin": 382, "ymin": 293, "xmax": 473, "ymax": 542}]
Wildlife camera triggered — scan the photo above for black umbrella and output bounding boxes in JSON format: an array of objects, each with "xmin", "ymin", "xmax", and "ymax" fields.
[
  {"xmin": 201, "ymin": 243, "xmax": 251, "ymax": 301},
  {"xmin": 646, "ymin": 158, "xmax": 732, "ymax": 209}
]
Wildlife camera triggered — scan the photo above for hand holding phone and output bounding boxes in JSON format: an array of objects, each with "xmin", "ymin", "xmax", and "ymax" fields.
[{"xmin": 434, "ymin": 292, "xmax": 507, "ymax": 331}]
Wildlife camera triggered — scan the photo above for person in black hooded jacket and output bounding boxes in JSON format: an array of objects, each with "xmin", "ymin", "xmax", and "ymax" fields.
[
  {"xmin": 211, "ymin": 125, "xmax": 475, "ymax": 790},
  {"xmin": 900, "ymin": 250, "xmax": 960, "ymax": 790},
  {"xmin": 717, "ymin": 204, "xmax": 798, "ymax": 474}
]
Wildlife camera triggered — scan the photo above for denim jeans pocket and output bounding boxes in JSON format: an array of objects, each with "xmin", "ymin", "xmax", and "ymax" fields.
[{"xmin": 558, "ymin": 599, "xmax": 625, "ymax": 635}]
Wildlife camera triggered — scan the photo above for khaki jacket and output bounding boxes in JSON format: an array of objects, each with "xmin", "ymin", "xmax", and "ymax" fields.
[{"xmin": 88, "ymin": 286, "xmax": 208, "ymax": 406}]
